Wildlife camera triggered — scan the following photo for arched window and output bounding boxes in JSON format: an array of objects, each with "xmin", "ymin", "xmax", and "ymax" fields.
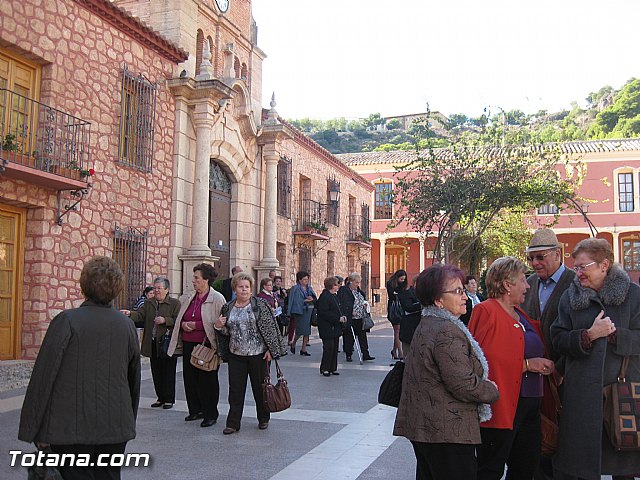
[
  {"xmin": 234, "ymin": 57, "xmax": 241, "ymax": 78},
  {"xmin": 240, "ymin": 63, "xmax": 248, "ymax": 81},
  {"xmin": 195, "ymin": 29, "xmax": 204, "ymax": 76}
]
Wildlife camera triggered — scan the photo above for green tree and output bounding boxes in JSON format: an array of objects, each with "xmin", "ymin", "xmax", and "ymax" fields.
[{"xmin": 386, "ymin": 118, "xmax": 402, "ymax": 130}]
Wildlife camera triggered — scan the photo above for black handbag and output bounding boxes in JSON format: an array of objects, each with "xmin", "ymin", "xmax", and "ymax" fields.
[
  {"xmin": 157, "ymin": 330, "xmax": 172, "ymax": 359},
  {"xmin": 310, "ymin": 307, "xmax": 318, "ymax": 327},
  {"xmin": 27, "ymin": 445, "xmax": 64, "ymax": 480},
  {"xmin": 378, "ymin": 361, "xmax": 405, "ymax": 407},
  {"xmin": 388, "ymin": 297, "xmax": 404, "ymax": 323}
]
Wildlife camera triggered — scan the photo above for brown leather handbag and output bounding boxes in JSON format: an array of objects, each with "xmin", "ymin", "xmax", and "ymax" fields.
[
  {"xmin": 190, "ymin": 340, "xmax": 220, "ymax": 371},
  {"xmin": 603, "ymin": 356, "xmax": 640, "ymax": 451},
  {"xmin": 540, "ymin": 375, "xmax": 561, "ymax": 456},
  {"xmin": 262, "ymin": 358, "xmax": 291, "ymax": 412}
]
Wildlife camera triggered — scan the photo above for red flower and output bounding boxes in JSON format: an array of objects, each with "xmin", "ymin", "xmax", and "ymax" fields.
[{"xmin": 89, "ymin": 168, "xmax": 95, "ymax": 176}]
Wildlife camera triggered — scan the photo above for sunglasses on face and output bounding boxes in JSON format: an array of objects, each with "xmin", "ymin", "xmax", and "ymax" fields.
[{"xmin": 527, "ymin": 251, "xmax": 553, "ymax": 263}]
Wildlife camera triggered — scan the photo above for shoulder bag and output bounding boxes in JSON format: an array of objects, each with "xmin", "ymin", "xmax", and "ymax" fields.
[
  {"xmin": 157, "ymin": 329, "xmax": 172, "ymax": 359},
  {"xmin": 388, "ymin": 297, "xmax": 404, "ymax": 323},
  {"xmin": 603, "ymin": 356, "xmax": 640, "ymax": 451},
  {"xmin": 190, "ymin": 339, "xmax": 221, "ymax": 371},
  {"xmin": 262, "ymin": 358, "xmax": 291, "ymax": 412},
  {"xmin": 378, "ymin": 360, "xmax": 405, "ymax": 407},
  {"xmin": 540, "ymin": 375, "xmax": 561, "ymax": 456}
]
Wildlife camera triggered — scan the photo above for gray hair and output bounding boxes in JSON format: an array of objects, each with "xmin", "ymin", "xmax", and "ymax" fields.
[
  {"xmin": 153, "ymin": 276, "xmax": 170, "ymax": 290},
  {"xmin": 348, "ymin": 272, "xmax": 361, "ymax": 283}
]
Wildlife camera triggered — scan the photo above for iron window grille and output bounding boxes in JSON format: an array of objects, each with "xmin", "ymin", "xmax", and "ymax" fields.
[
  {"xmin": 113, "ymin": 224, "xmax": 148, "ymax": 310},
  {"xmin": 361, "ymin": 261, "xmax": 370, "ymax": 297},
  {"xmin": 117, "ymin": 65, "xmax": 157, "ymax": 172},
  {"xmin": 374, "ymin": 181, "xmax": 393, "ymax": 219},
  {"xmin": 277, "ymin": 156, "xmax": 292, "ymax": 218}
]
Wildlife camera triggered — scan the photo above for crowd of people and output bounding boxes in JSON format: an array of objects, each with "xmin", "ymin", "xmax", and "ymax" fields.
[
  {"xmin": 393, "ymin": 229, "xmax": 640, "ymax": 480},
  {"xmin": 17, "ymin": 227, "xmax": 640, "ymax": 479}
]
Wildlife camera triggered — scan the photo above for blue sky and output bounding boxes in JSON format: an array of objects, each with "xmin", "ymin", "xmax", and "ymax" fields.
[{"xmin": 252, "ymin": 0, "xmax": 639, "ymax": 121}]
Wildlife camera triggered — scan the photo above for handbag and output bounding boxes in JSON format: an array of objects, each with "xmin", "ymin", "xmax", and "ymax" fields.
[
  {"xmin": 157, "ymin": 329, "xmax": 172, "ymax": 359},
  {"xmin": 388, "ymin": 297, "xmax": 404, "ymax": 323},
  {"xmin": 190, "ymin": 340, "xmax": 221, "ymax": 371},
  {"xmin": 603, "ymin": 356, "xmax": 640, "ymax": 451},
  {"xmin": 28, "ymin": 445, "xmax": 64, "ymax": 480},
  {"xmin": 262, "ymin": 358, "xmax": 291, "ymax": 412},
  {"xmin": 362, "ymin": 312, "xmax": 374, "ymax": 331},
  {"xmin": 310, "ymin": 307, "xmax": 318, "ymax": 327},
  {"xmin": 378, "ymin": 360, "xmax": 405, "ymax": 407},
  {"xmin": 540, "ymin": 376, "xmax": 561, "ymax": 456}
]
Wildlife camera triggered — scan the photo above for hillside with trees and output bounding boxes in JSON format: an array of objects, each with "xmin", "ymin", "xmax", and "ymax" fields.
[{"xmin": 288, "ymin": 78, "xmax": 640, "ymax": 154}]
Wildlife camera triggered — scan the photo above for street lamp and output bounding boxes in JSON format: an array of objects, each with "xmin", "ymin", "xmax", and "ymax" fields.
[{"xmin": 329, "ymin": 180, "xmax": 340, "ymax": 203}]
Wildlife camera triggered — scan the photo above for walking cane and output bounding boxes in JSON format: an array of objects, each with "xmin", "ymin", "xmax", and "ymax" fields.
[{"xmin": 351, "ymin": 325, "xmax": 364, "ymax": 365}]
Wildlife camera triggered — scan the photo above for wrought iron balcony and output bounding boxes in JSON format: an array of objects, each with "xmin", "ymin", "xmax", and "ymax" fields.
[
  {"xmin": 294, "ymin": 199, "xmax": 329, "ymax": 238},
  {"xmin": 0, "ymin": 88, "xmax": 91, "ymax": 188},
  {"xmin": 348, "ymin": 214, "xmax": 371, "ymax": 245}
]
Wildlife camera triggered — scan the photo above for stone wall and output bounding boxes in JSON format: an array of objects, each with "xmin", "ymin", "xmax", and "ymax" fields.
[{"xmin": 0, "ymin": 0, "xmax": 182, "ymax": 358}]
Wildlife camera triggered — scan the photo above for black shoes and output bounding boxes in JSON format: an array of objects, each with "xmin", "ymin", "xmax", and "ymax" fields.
[
  {"xmin": 290, "ymin": 345, "xmax": 295, "ymax": 354},
  {"xmin": 346, "ymin": 355, "xmax": 352, "ymax": 362},
  {"xmin": 200, "ymin": 419, "xmax": 216, "ymax": 428},
  {"xmin": 162, "ymin": 403, "xmax": 174, "ymax": 409},
  {"xmin": 151, "ymin": 401, "xmax": 164, "ymax": 408},
  {"xmin": 300, "ymin": 351, "xmax": 311, "ymax": 356},
  {"xmin": 363, "ymin": 356, "xmax": 376, "ymax": 361},
  {"xmin": 223, "ymin": 427, "xmax": 238, "ymax": 435},
  {"xmin": 321, "ymin": 371, "xmax": 331, "ymax": 377},
  {"xmin": 258, "ymin": 422, "xmax": 269, "ymax": 430},
  {"xmin": 331, "ymin": 372, "xmax": 340, "ymax": 375},
  {"xmin": 185, "ymin": 413, "xmax": 204, "ymax": 421}
]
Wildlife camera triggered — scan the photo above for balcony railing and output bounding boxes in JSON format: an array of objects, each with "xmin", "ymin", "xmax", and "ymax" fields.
[
  {"xmin": 348, "ymin": 214, "xmax": 371, "ymax": 243},
  {"xmin": 0, "ymin": 88, "xmax": 91, "ymax": 181},
  {"xmin": 296, "ymin": 199, "xmax": 328, "ymax": 233}
]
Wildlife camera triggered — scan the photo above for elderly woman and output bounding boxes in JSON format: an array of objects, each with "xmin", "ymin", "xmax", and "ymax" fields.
[
  {"xmin": 551, "ymin": 238, "xmax": 640, "ymax": 480},
  {"xmin": 394, "ymin": 264, "xmax": 499, "ymax": 479},
  {"xmin": 316, "ymin": 276, "xmax": 348, "ymax": 376},
  {"xmin": 19, "ymin": 257, "xmax": 140, "ymax": 480},
  {"xmin": 167, "ymin": 263, "xmax": 226, "ymax": 428},
  {"xmin": 339, "ymin": 272, "xmax": 375, "ymax": 362},
  {"xmin": 468, "ymin": 257, "xmax": 555, "ymax": 480},
  {"xmin": 215, "ymin": 272, "xmax": 287, "ymax": 435},
  {"xmin": 287, "ymin": 270, "xmax": 316, "ymax": 356},
  {"xmin": 123, "ymin": 277, "xmax": 181, "ymax": 409}
]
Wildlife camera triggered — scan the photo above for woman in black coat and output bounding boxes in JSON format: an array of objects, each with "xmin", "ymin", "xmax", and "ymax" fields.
[
  {"xmin": 399, "ymin": 275, "xmax": 422, "ymax": 358},
  {"xmin": 316, "ymin": 276, "xmax": 347, "ymax": 376}
]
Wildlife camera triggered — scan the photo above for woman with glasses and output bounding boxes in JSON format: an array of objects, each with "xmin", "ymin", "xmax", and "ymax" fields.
[
  {"xmin": 468, "ymin": 257, "xmax": 555, "ymax": 480},
  {"xmin": 551, "ymin": 238, "xmax": 640, "ymax": 480},
  {"xmin": 394, "ymin": 264, "xmax": 499, "ymax": 479}
]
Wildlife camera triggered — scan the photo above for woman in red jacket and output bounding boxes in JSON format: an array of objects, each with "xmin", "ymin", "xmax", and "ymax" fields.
[{"xmin": 468, "ymin": 257, "xmax": 555, "ymax": 480}]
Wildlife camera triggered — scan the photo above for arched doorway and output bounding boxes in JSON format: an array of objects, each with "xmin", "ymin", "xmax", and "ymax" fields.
[{"xmin": 209, "ymin": 161, "xmax": 231, "ymax": 277}]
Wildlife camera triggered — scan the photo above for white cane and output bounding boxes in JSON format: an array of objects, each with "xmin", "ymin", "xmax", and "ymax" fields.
[{"xmin": 351, "ymin": 325, "xmax": 363, "ymax": 365}]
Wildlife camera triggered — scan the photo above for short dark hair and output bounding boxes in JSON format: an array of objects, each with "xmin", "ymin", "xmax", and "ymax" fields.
[
  {"xmin": 465, "ymin": 275, "xmax": 476, "ymax": 284},
  {"xmin": 260, "ymin": 277, "xmax": 273, "ymax": 290},
  {"xmin": 296, "ymin": 271, "xmax": 309, "ymax": 282},
  {"xmin": 194, "ymin": 263, "xmax": 218, "ymax": 287},
  {"xmin": 80, "ymin": 256, "xmax": 124, "ymax": 305},
  {"xmin": 415, "ymin": 264, "xmax": 465, "ymax": 307},
  {"xmin": 142, "ymin": 286, "xmax": 153, "ymax": 295},
  {"xmin": 274, "ymin": 275, "xmax": 283, "ymax": 283},
  {"xmin": 324, "ymin": 276, "xmax": 339, "ymax": 290}
]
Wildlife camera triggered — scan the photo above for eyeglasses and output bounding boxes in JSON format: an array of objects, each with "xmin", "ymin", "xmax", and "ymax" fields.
[
  {"xmin": 442, "ymin": 288, "xmax": 467, "ymax": 296},
  {"xmin": 527, "ymin": 251, "xmax": 553, "ymax": 263},
  {"xmin": 573, "ymin": 261, "xmax": 597, "ymax": 273}
]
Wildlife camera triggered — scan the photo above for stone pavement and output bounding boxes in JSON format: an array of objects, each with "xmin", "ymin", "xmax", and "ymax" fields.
[{"xmin": 0, "ymin": 320, "xmax": 618, "ymax": 480}]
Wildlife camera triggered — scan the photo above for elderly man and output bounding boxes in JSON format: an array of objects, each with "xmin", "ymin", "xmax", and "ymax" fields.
[
  {"xmin": 520, "ymin": 228, "xmax": 575, "ymax": 480},
  {"xmin": 124, "ymin": 277, "xmax": 181, "ymax": 409}
]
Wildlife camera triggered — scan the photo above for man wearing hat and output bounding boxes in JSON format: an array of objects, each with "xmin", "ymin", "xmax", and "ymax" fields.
[{"xmin": 520, "ymin": 228, "xmax": 575, "ymax": 480}]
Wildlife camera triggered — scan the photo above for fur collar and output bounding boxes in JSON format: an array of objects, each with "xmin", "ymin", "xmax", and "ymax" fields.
[
  {"xmin": 422, "ymin": 305, "xmax": 492, "ymax": 422},
  {"xmin": 568, "ymin": 264, "xmax": 630, "ymax": 310}
]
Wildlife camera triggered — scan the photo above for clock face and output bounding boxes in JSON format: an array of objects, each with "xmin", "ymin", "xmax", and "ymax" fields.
[{"xmin": 215, "ymin": 0, "xmax": 229, "ymax": 13}]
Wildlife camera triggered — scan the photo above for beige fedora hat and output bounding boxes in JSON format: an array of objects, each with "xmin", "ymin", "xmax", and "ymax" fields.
[{"xmin": 525, "ymin": 229, "xmax": 561, "ymax": 253}]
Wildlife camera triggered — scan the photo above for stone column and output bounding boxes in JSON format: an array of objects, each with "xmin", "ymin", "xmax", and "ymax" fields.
[
  {"xmin": 262, "ymin": 152, "xmax": 279, "ymax": 265},
  {"xmin": 379, "ymin": 237, "xmax": 386, "ymax": 287},
  {"xmin": 419, "ymin": 237, "xmax": 425, "ymax": 272},
  {"xmin": 188, "ymin": 102, "xmax": 215, "ymax": 256},
  {"xmin": 612, "ymin": 231, "xmax": 620, "ymax": 263}
]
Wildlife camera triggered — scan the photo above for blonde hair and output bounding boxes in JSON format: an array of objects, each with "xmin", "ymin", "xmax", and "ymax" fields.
[
  {"xmin": 485, "ymin": 256, "xmax": 527, "ymax": 298},
  {"xmin": 231, "ymin": 272, "xmax": 255, "ymax": 291}
]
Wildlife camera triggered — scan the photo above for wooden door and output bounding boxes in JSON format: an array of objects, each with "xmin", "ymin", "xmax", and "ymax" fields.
[{"xmin": 0, "ymin": 204, "xmax": 25, "ymax": 359}]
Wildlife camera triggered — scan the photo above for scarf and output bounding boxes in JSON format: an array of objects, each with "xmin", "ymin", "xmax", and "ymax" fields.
[{"xmin": 422, "ymin": 305, "xmax": 493, "ymax": 422}]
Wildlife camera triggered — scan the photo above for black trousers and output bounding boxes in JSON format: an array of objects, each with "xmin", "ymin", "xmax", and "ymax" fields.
[
  {"xmin": 410, "ymin": 441, "xmax": 477, "ymax": 480},
  {"xmin": 477, "ymin": 396, "xmax": 542, "ymax": 480},
  {"xmin": 50, "ymin": 442, "xmax": 127, "ymax": 480},
  {"xmin": 320, "ymin": 337, "xmax": 339, "ymax": 373},
  {"xmin": 342, "ymin": 319, "xmax": 370, "ymax": 357},
  {"xmin": 226, "ymin": 352, "xmax": 269, "ymax": 430},
  {"xmin": 182, "ymin": 341, "xmax": 219, "ymax": 422},
  {"xmin": 150, "ymin": 341, "xmax": 177, "ymax": 404}
]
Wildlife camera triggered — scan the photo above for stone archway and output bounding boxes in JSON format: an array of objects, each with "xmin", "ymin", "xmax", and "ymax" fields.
[{"xmin": 209, "ymin": 160, "xmax": 232, "ymax": 277}]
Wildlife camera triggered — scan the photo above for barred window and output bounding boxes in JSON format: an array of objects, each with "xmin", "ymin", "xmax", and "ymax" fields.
[
  {"xmin": 277, "ymin": 156, "xmax": 292, "ymax": 218},
  {"xmin": 619, "ymin": 172, "xmax": 634, "ymax": 212},
  {"xmin": 537, "ymin": 204, "xmax": 558, "ymax": 215},
  {"xmin": 361, "ymin": 262, "xmax": 370, "ymax": 296},
  {"xmin": 361, "ymin": 204, "xmax": 370, "ymax": 241},
  {"xmin": 113, "ymin": 224, "xmax": 148, "ymax": 310},
  {"xmin": 298, "ymin": 246, "xmax": 311, "ymax": 275},
  {"xmin": 374, "ymin": 181, "xmax": 393, "ymax": 219},
  {"xmin": 326, "ymin": 179, "xmax": 339, "ymax": 226},
  {"xmin": 118, "ymin": 65, "xmax": 157, "ymax": 172}
]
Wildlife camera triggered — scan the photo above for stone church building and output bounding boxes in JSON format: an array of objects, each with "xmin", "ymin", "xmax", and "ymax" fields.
[{"xmin": 0, "ymin": 0, "xmax": 372, "ymax": 359}]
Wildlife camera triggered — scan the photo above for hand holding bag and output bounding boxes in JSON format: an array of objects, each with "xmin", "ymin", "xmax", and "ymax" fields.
[
  {"xmin": 362, "ymin": 312, "xmax": 374, "ymax": 331},
  {"xmin": 157, "ymin": 329, "xmax": 172, "ymax": 359},
  {"xmin": 603, "ymin": 356, "xmax": 640, "ymax": 451},
  {"xmin": 262, "ymin": 358, "xmax": 291, "ymax": 412},
  {"xmin": 190, "ymin": 339, "xmax": 220, "ymax": 371}
]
